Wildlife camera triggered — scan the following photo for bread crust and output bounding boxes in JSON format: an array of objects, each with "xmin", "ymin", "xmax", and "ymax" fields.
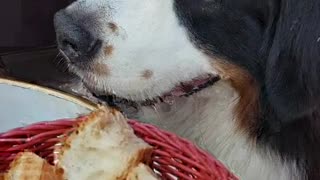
[
  {"xmin": 55, "ymin": 106, "xmax": 154, "ymax": 180},
  {"xmin": 3, "ymin": 106, "xmax": 157, "ymax": 180},
  {"xmin": 3, "ymin": 152, "xmax": 63, "ymax": 180}
]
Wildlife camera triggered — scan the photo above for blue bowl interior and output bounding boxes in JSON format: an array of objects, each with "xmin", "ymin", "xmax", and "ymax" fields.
[{"xmin": 0, "ymin": 81, "xmax": 93, "ymax": 133}]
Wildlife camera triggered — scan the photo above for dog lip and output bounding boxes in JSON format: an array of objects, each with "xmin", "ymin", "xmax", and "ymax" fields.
[
  {"xmin": 166, "ymin": 74, "xmax": 220, "ymax": 97},
  {"xmin": 96, "ymin": 74, "xmax": 221, "ymax": 110}
]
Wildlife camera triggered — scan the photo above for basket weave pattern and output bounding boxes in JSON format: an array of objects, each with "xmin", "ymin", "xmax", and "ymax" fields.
[{"xmin": 0, "ymin": 117, "xmax": 237, "ymax": 180}]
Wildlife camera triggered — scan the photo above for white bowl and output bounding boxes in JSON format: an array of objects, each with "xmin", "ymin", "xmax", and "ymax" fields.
[{"xmin": 0, "ymin": 78, "xmax": 96, "ymax": 133}]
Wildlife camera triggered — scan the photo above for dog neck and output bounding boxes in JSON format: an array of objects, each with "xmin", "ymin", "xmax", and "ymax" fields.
[{"xmin": 137, "ymin": 81, "xmax": 301, "ymax": 180}]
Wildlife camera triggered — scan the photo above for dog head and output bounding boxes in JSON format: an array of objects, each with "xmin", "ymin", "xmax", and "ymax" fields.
[
  {"xmin": 54, "ymin": 0, "xmax": 220, "ymax": 104},
  {"xmin": 54, "ymin": 0, "xmax": 320, "ymax": 127}
]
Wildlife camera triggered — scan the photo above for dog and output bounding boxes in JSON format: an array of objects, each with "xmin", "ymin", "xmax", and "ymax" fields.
[{"xmin": 54, "ymin": 0, "xmax": 320, "ymax": 179}]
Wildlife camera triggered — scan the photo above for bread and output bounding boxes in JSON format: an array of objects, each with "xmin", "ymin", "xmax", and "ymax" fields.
[
  {"xmin": 126, "ymin": 163, "xmax": 159, "ymax": 180},
  {"xmin": 3, "ymin": 152, "xmax": 62, "ymax": 180},
  {"xmin": 54, "ymin": 107, "xmax": 154, "ymax": 180},
  {"xmin": 1, "ymin": 107, "xmax": 157, "ymax": 180}
]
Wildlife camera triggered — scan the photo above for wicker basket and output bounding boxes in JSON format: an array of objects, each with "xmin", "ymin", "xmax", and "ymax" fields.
[
  {"xmin": 0, "ymin": 78, "xmax": 238, "ymax": 180},
  {"xmin": 0, "ymin": 117, "xmax": 237, "ymax": 180}
]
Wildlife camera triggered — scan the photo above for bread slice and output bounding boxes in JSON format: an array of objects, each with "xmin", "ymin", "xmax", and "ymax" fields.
[
  {"xmin": 126, "ymin": 164, "xmax": 159, "ymax": 180},
  {"xmin": 55, "ymin": 107, "xmax": 153, "ymax": 180},
  {"xmin": 3, "ymin": 152, "xmax": 63, "ymax": 180}
]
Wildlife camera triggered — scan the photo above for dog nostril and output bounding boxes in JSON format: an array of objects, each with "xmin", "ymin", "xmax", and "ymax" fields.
[
  {"xmin": 58, "ymin": 37, "xmax": 102, "ymax": 60},
  {"xmin": 87, "ymin": 40, "xmax": 102, "ymax": 54},
  {"xmin": 55, "ymin": 10, "xmax": 102, "ymax": 60},
  {"xmin": 62, "ymin": 39, "xmax": 79, "ymax": 52}
]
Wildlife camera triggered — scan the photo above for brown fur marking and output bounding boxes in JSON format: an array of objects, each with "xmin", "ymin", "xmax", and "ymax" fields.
[
  {"xmin": 213, "ymin": 60, "xmax": 260, "ymax": 137},
  {"xmin": 91, "ymin": 63, "xmax": 110, "ymax": 76},
  {"xmin": 108, "ymin": 22, "xmax": 118, "ymax": 33},
  {"xmin": 104, "ymin": 45, "xmax": 114, "ymax": 56},
  {"xmin": 141, "ymin": 70, "xmax": 153, "ymax": 80}
]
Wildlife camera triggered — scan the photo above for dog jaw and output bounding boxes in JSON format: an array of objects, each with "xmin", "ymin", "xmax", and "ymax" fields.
[{"xmin": 62, "ymin": 0, "xmax": 217, "ymax": 101}]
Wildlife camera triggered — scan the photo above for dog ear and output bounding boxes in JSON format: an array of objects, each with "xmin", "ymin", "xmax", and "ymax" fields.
[{"xmin": 265, "ymin": 0, "xmax": 320, "ymax": 123}]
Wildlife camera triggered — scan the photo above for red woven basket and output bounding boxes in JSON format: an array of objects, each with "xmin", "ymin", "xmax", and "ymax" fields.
[{"xmin": 0, "ymin": 116, "xmax": 238, "ymax": 180}]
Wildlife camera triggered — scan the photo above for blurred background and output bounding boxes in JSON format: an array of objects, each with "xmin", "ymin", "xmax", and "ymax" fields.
[{"xmin": 0, "ymin": 0, "xmax": 96, "ymax": 101}]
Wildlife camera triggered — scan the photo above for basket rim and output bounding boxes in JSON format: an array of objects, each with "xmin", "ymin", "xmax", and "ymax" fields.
[{"xmin": 0, "ymin": 77, "xmax": 97, "ymax": 111}]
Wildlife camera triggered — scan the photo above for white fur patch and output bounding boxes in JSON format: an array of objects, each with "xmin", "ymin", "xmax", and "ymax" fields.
[{"xmin": 65, "ymin": 0, "xmax": 216, "ymax": 101}]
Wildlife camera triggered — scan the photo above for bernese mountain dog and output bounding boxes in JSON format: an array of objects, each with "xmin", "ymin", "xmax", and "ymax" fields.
[{"xmin": 54, "ymin": 0, "xmax": 320, "ymax": 179}]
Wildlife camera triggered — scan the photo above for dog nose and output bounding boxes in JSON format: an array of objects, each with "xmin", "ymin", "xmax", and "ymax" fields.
[{"xmin": 54, "ymin": 11, "xmax": 102, "ymax": 62}]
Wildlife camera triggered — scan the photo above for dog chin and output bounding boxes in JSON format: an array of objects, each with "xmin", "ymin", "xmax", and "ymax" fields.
[{"xmin": 87, "ymin": 74, "xmax": 220, "ymax": 118}]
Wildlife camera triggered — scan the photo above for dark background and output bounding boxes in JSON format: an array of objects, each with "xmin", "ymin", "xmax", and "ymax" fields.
[
  {"xmin": 0, "ymin": 0, "xmax": 70, "ymax": 52},
  {"xmin": 0, "ymin": 0, "xmax": 96, "ymax": 102}
]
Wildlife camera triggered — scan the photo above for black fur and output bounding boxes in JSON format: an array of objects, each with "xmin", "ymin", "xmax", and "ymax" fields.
[{"xmin": 174, "ymin": 0, "xmax": 320, "ymax": 179}]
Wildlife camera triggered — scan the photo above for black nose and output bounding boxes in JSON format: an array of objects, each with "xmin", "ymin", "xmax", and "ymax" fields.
[{"xmin": 54, "ymin": 11, "xmax": 102, "ymax": 62}]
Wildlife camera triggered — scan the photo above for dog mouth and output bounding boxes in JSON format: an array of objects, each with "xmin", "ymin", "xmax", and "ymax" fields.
[{"xmin": 94, "ymin": 74, "xmax": 220, "ymax": 112}]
